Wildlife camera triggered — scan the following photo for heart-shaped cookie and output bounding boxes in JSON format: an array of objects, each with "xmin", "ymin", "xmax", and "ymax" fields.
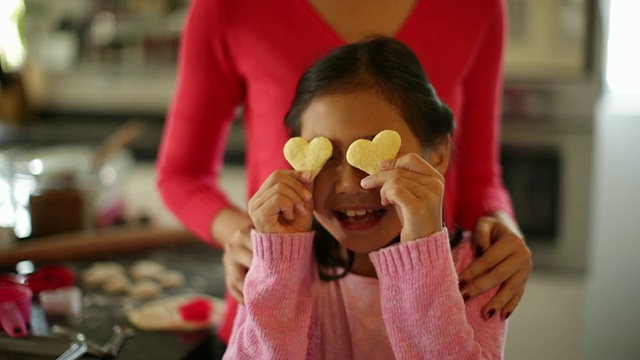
[
  {"xmin": 346, "ymin": 130, "xmax": 401, "ymax": 175},
  {"xmin": 283, "ymin": 136, "xmax": 333, "ymax": 177}
]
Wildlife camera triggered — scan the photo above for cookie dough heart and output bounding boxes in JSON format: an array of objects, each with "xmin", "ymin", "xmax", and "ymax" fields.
[
  {"xmin": 346, "ymin": 130, "xmax": 402, "ymax": 175},
  {"xmin": 283, "ymin": 136, "xmax": 333, "ymax": 177}
]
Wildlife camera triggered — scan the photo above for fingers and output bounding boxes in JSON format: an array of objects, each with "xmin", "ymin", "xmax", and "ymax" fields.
[
  {"xmin": 470, "ymin": 270, "xmax": 529, "ymax": 319},
  {"xmin": 223, "ymin": 226, "xmax": 253, "ymax": 304},
  {"xmin": 473, "ymin": 216, "xmax": 494, "ymax": 255},
  {"xmin": 223, "ymin": 249, "xmax": 250, "ymax": 304},
  {"xmin": 224, "ymin": 260, "xmax": 247, "ymax": 304},
  {"xmin": 500, "ymin": 285, "xmax": 525, "ymax": 320},
  {"xmin": 460, "ymin": 237, "xmax": 531, "ymax": 296},
  {"xmin": 459, "ymin": 229, "xmax": 521, "ymax": 283},
  {"xmin": 360, "ymin": 153, "xmax": 444, "ymax": 241},
  {"xmin": 460, "ymin": 217, "xmax": 532, "ymax": 318},
  {"xmin": 248, "ymin": 170, "xmax": 314, "ymax": 232}
]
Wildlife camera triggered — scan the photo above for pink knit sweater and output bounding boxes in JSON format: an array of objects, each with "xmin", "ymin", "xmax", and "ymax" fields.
[{"xmin": 224, "ymin": 230, "xmax": 507, "ymax": 359}]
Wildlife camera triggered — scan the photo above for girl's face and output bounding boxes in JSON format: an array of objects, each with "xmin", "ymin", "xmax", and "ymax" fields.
[{"xmin": 300, "ymin": 90, "xmax": 424, "ymax": 253}]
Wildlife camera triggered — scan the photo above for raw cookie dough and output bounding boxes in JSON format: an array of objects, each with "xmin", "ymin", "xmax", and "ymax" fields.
[
  {"xmin": 81, "ymin": 262, "xmax": 126, "ymax": 287},
  {"xmin": 129, "ymin": 260, "xmax": 166, "ymax": 280},
  {"xmin": 129, "ymin": 279, "xmax": 163, "ymax": 300},
  {"xmin": 126, "ymin": 294, "xmax": 226, "ymax": 331},
  {"xmin": 102, "ymin": 273, "xmax": 132, "ymax": 295},
  {"xmin": 153, "ymin": 270, "xmax": 186, "ymax": 288}
]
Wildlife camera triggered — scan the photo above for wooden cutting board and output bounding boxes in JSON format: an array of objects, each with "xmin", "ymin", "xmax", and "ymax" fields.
[{"xmin": 0, "ymin": 226, "xmax": 200, "ymax": 267}]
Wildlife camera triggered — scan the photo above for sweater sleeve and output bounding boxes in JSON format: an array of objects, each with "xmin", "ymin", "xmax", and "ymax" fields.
[
  {"xmin": 370, "ymin": 230, "xmax": 506, "ymax": 359},
  {"xmin": 156, "ymin": 0, "xmax": 244, "ymax": 245},
  {"xmin": 223, "ymin": 231, "xmax": 316, "ymax": 359},
  {"xmin": 454, "ymin": 0, "xmax": 514, "ymax": 229}
]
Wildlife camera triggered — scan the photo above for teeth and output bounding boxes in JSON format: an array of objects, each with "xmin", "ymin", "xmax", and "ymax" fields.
[{"xmin": 344, "ymin": 209, "xmax": 372, "ymax": 217}]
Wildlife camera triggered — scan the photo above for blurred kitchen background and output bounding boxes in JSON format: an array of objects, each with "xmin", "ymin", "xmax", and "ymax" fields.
[{"xmin": 0, "ymin": 0, "xmax": 638, "ymax": 359}]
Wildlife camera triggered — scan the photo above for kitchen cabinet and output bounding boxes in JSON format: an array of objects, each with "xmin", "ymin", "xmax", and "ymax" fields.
[
  {"xmin": 18, "ymin": 0, "xmax": 599, "ymax": 113},
  {"xmin": 505, "ymin": 0, "xmax": 596, "ymax": 80}
]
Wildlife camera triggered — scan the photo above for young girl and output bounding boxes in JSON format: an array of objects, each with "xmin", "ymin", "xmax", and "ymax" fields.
[{"xmin": 223, "ymin": 37, "xmax": 506, "ymax": 359}]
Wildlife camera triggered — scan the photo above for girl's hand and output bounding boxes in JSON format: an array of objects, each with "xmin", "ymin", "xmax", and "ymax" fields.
[
  {"xmin": 459, "ymin": 212, "xmax": 532, "ymax": 320},
  {"xmin": 360, "ymin": 153, "xmax": 444, "ymax": 243},
  {"xmin": 248, "ymin": 170, "xmax": 315, "ymax": 234}
]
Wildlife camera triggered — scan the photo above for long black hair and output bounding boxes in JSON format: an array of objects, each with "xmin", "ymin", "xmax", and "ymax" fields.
[{"xmin": 284, "ymin": 36, "xmax": 462, "ymax": 281}]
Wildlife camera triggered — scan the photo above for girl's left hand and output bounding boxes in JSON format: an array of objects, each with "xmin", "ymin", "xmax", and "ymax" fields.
[
  {"xmin": 360, "ymin": 153, "xmax": 444, "ymax": 243},
  {"xmin": 459, "ymin": 212, "xmax": 532, "ymax": 320}
]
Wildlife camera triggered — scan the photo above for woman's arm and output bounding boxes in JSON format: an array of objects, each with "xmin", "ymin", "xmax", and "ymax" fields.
[
  {"xmin": 455, "ymin": 0, "xmax": 512, "ymax": 228},
  {"xmin": 156, "ymin": 0, "xmax": 244, "ymax": 245},
  {"xmin": 454, "ymin": 0, "xmax": 531, "ymax": 318},
  {"xmin": 371, "ymin": 231, "xmax": 506, "ymax": 359},
  {"xmin": 224, "ymin": 231, "xmax": 316, "ymax": 359}
]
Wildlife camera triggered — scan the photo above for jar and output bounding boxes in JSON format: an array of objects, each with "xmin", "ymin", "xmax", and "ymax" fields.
[
  {"xmin": 0, "ymin": 152, "xmax": 16, "ymax": 248},
  {"xmin": 9, "ymin": 145, "xmax": 133, "ymax": 240}
]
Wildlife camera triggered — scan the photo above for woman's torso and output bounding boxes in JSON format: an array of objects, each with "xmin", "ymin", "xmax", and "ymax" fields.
[{"xmin": 217, "ymin": 0, "xmax": 501, "ymax": 219}]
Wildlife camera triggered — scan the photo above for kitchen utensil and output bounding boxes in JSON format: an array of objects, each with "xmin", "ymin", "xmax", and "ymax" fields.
[
  {"xmin": 0, "ymin": 332, "xmax": 85, "ymax": 357},
  {"xmin": 101, "ymin": 324, "xmax": 135, "ymax": 357},
  {"xmin": 19, "ymin": 264, "xmax": 75, "ymax": 294},
  {"xmin": 52, "ymin": 324, "xmax": 134, "ymax": 358},
  {"xmin": 91, "ymin": 120, "xmax": 144, "ymax": 173},
  {"xmin": 56, "ymin": 331, "xmax": 88, "ymax": 360},
  {"xmin": 0, "ymin": 283, "xmax": 32, "ymax": 338}
]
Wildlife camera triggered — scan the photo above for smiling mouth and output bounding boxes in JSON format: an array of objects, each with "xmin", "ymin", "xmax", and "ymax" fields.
[{"xmin": 335, "ymin": 208, "xmax": 386, "ymax": 223}]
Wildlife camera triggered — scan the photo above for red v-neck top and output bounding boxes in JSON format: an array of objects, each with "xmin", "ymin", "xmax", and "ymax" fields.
[{"xmin": 157, "ymin": 0, "xmax": 514, "ymax": 342}]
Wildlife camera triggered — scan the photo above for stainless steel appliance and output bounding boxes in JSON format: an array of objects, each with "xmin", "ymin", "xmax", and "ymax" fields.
[{"xmin": 501, "ymin": 118, "xmax": 594, "ymax": 272}]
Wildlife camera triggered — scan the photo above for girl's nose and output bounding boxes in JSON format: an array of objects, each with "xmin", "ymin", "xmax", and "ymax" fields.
[{"xmin": 334, "ymin": 162, "xmax": 368, "ymax": 194}]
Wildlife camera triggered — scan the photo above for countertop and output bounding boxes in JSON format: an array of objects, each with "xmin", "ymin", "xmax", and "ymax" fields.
[{"xmin": 0, "ymin": 239, "xmax": 227, "ymax": 360}]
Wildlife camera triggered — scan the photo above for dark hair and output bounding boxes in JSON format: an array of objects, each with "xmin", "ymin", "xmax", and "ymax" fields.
[{"xmin": 284, "ymin": 36, "xmax": 460, "ymax": 281}]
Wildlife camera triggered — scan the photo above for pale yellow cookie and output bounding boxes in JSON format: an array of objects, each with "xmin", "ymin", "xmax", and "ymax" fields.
[
  {"xmin": 153, "ymin": 270, "xmax": 186, "ymax": 288},
  {"xmin": 129, "ymin": 260, "xmax": 166, "ymax": 280},
  {"xmin": 283, "ymin": 136, "xmax": 333, "ymax": 177},
  {"xmin": 103, "ymin": 273, "xmax": 132, "ymax": 295},
  {"xmin": 346, "ymin": 130, "xmax": 402, "ymax": 175},
  {"xmin": 129, "ymin": 279, "xmax": 163, "ymax": 300},
  {"xmin": 81, "ymin": 262, "xmax": 126, "ymax": 287}
]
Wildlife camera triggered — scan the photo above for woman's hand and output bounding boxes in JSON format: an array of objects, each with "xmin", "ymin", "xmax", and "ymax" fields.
[
  {"xmin": 459, "ymin": 212, "xmax": 532, "ymax": 320},
  {"xmin": 222, "ymin": 223, "xmax": 253, "ymax": 304},
  {"xmin": 360, "ymin": 153, "xmax": 444, "ymax": 243},
  {"xmin": 248, "ymin": 170, "xmax": 315, "ymax": 234}
]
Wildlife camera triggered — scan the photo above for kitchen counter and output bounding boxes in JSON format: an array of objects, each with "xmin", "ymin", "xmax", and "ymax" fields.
[{"xmin": 0, "ymin": 239, "xmax": 227, "ymax": 360}]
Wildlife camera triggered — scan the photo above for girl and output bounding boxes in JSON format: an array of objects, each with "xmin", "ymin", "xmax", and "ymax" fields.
[{"xmin": 224, "ymin": 37, "xmax": 506, "ymax": 359}]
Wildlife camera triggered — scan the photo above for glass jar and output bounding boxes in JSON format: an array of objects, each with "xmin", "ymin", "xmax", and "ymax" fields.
[
  {"xmin": 0, "ymin": 152, "xmax": 16, "ymax": 248},
  {"xmin": 11, "ymin": 145, "xmax": 98, "ymax": 239}
]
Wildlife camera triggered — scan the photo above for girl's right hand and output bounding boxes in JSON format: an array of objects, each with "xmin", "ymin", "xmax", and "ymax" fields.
[
  {"xmin": 360, "ymin": 153, "xmax": 445, "ymax": 243},
  {"xmin": 248, "ymin": 170, "xmax": 315, "ymax": 234}
]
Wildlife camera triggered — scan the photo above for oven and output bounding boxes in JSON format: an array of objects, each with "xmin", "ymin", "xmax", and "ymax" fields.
[{"xmin": 500, "ymin": 119, "xmax": 594, "ymax": 273}]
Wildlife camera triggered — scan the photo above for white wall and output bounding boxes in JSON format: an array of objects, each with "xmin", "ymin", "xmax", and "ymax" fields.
[
  {"xmin": 583, "ymin": 94, "xmax": 640, "ymax": 359},
  {"xmin": 583, "ymin": 3, "xmax": 640, "ymax": 358}
]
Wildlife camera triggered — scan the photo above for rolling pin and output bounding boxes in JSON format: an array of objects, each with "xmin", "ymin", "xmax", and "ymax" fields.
[{"xmin": 0, "ymin": 226, "xmax": 199, "ymax": 267}]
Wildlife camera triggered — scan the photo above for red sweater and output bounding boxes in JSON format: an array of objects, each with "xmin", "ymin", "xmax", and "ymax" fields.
[
  {"xmin": 224, "ymin": 231, "xmax": 506, "ymax": 359},
  {"xmin": 157, "ymin": 0, "xmax": 513, "ymax": 343}
]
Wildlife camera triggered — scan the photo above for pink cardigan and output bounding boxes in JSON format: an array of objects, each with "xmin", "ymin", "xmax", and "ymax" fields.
[{"xmin": 224, "ymin": 230, "xmax": 507, "ymax": 359}]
